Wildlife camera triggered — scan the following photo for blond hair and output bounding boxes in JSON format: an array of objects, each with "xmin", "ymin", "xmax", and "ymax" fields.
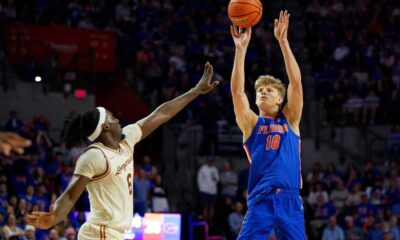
[{"xmin": 254, "ymin": 75, "xmax": 286, "ymax": 99}]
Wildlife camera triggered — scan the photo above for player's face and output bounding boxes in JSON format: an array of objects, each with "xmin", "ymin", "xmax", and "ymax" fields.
[
  {"xmin": 105, "ymin": 111, "xmax": 123, "ymax": 140},
  {"xmin": 255, "ymin": 85, "xmax": 282, "ymax": 110}
]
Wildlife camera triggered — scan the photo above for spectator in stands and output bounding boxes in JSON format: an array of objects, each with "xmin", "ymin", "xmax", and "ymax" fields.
[
  {"xmin": 344, "ymin": 216, "xmax": 363, "ymax": 240},
  {"xmin": 324, "ymin": 163, "xmax": 341, "ymax": 190},
  {"xmin": 48, "ymin": 228, "xmax": 59, "ymax": 240},
  {"xmin": 35, "ymin": 131, "xmax": 52, "ymax": 161},
  {"xmin": 365, "ymin": 177, "xmax": 386, "ymax": 199},
  {"xmin": 2, "ymin": 214, "xmax": 24, "ymax": 239},
  {"xmin": 64, "ymin": 226, "xmax": 76, "ymax": 240},
  {"xmin": 150, "ymin": 174, "xmax": 169, "ymax": 212},
  {"xmin": 355, "ymin": 193, "xmax": 373, "ymax": 222},
  {"xmin": 140, "ymin": 155, "xmax": 157, "ymax": 181},
  {"xmin": 310, "ymin": 194, "xmax": 337, "ymax": 238},
  {"xmin": 322, "ymin": 216, "xmax": 345, "ymax": 240},
  {"xmin": 115, "ymin": 0, "xmax": 132, "ymax": 23},
  {"xmin": 346, "ymin": 183, "xmax": 363, "ymax": 207},
  {"xmin": 27, "ymin": 115, "xmax": 50, "ymax": 136},
  {"xmin": 385, "ymin": 180, "xmax": 400, "ymax": 207},
  {"xmin": 134, "ymin": 169, "xmax": 152, "ymax": 217},
  {"xmin": 197, "ymin": 157, "xmax": 219, "ymax": 225},
  {"xmin": 389, "ymin": 216, "xmax": 400, "ymax": 240},
  {"xmin": 384, "ymin": 169, "xmax": 400, "ymax": 190},
  {"xmin": 307, "ymin": 162, "xmax": 324, "ymax": 185},
  {"xmin": 52, "ymin": 141, "xmax": 72, "ymax": 166},
  {"xmin": 4, "ymin": 111, "xmax": 25, "ymax": 134},
  {"xmin": 14, "ymin": 198, "xmax": 28, "ymax": 220},
  {"xmin": 24, "ymin": 225, "xmax": 35, "ymax": 240},
  {"xmin": 345, "ymin": 164, "xmax": 362, "ymax": 190},
  {"xmin": 330, "ymin": 179, "xmax": 349, "ymax": 210},
  {"xmin": 307, "ymin": 182, "xmax": 329, "ymax": 207},
  {"xmin": 228, "ymin": 201, "xmax": 244, "ymax": 239},
  {"xmin": 363, "ymin": 161, "xmax": 381, "ymax": 190},
  {"xmin": 366, "ymin": 217, "xmax": 384, "ymax": 240},
  {"xmin": 219, "ymin": 160, "xmax": 238, "ymax": 202}
]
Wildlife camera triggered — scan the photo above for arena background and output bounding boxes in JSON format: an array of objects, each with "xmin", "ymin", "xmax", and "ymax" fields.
[{"xmin": 0, "ymin": 0, "xmax": 399, "ymax": 239}]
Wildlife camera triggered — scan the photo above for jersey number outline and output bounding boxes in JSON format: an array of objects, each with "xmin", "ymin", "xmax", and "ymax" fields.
[
  {"xmin": 127, "ymin": 173, "xmax": 132, "ymax": 195},
  {"xmin": 265, "ymin": 135, "xmax": 281, "ymax": 150}
]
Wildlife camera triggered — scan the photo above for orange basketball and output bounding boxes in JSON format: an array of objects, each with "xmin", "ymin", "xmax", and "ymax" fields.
[{"xmin": 228, "ymin": 0, "xmax": 263, "ymax": 28}]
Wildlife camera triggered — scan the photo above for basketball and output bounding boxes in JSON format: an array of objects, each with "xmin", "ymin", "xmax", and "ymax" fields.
[{"xmin": 228, "ymin": 0, "xmax": 263, "ymax": 28}]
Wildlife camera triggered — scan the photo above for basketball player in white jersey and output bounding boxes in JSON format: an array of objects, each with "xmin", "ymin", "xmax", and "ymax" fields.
[{"xmin": 27, "ymin": 62, "xmax": 218, "ymax": 239}]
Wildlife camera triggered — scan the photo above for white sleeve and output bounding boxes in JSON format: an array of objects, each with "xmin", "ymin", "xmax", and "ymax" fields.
[
  {"xmin": 122, "ymin": 124, "xmax": 143, "ymax": 150},
  {"xmin": 214, "ymin": 168, "xmax": 220, "ymax": 182},
  {"xmin": 74, "ymin": 149, "xmax": 107, "ymax": 179}
]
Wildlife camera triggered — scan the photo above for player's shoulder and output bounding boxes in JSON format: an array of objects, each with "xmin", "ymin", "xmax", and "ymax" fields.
[
  {"xmin": 80, "ymin": 146, "xmax": 104, "ymax": 160},
  {"xmin": 122, "ymin": 123, "xmax": 141, "ymax": 133}
]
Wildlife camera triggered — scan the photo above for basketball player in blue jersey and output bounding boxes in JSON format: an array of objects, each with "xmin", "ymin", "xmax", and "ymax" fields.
[{"xmin": 230, "ymin": 10, "xmax": 305, "ymax": 239}]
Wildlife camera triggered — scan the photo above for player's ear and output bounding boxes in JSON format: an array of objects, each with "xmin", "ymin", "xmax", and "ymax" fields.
[
  {"xmin": 277, "ymin": 95, "xmax": 283, "ymax": 105},
  {"xmin": 102, "ymin": 123, "xmax": 111, "ymax": 132}
]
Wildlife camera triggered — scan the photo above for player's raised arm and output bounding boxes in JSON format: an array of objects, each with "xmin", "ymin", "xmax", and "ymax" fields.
[
  {"xmin": 276, "ymin": 10, "xmax": 303, "ymax": 135},
  {"xmin": 230, "ymin": 25, "xmax": 258, "ymax": 141},
  {"xmin": 136, "ymin": 62, "xmax": 219, "ymax": 140},
  {"xmin": 27, "ymin": 174, "xmax": 90, "ymax": 229}
]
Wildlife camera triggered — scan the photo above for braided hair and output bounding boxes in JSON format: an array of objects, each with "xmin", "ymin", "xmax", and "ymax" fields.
[{"xmin": 60, "ymin": 109, "xmax": 100, "ymax": 147}]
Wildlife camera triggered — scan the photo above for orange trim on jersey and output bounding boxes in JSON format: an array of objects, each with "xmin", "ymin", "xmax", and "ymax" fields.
[
  {"xmin": 263, "ymin": 116, "xmax": 275, "ymax": 120},
  {"xmin": 86, "ymin": 147, "xmax": 111, "ymax": 181},
  {"xmin": 99, "ymin": 225, "xmax": 103, "ymax": 240},
  {"xmin": 92, "ymin": 142, "xmax": 122, "ymax": 155},
  {"xmin": 121, "ymin": 140, "xmax": 132, "ymax": 152},
  {"xmin": 243, "ymin": 145, "xmax": 252, "ymax": 164},
  {"xmin": 91, "ymin": 159, "xmax": 110, "ymax": 181},
  {"xmin": 299, "ymin": 140, "xmax": 303, "ymax": 189}
]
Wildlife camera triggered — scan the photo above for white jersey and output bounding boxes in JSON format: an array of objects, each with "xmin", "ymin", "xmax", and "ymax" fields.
[{"xmin": 74, "ymin": 124, "xmax": 142, "ymax": 232}]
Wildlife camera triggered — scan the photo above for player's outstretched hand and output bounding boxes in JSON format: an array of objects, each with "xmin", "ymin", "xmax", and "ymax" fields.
[
  {"xmin": 0, "ymin": 132, "xmax": 31, "ymax": 156},
  {"xmin": 274, "ymin": 10, "xmax": 290, "ymax": 44},
  {"xmin": 230, "ymin": 25, "xmax": 252, "ymax": 51},
  {"xmin": 193, "ymin": 62, "xmax": 219, "ymax": 94},
  {"xmin": 26, "ymin": 206, "xmax": 55, "ymax": 230}
]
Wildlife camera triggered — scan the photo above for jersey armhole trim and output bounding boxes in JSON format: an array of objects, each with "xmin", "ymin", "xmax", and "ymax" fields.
[
  {"xmin": 243, "ymin": 144, "xmax": 252, "ymax": 164},
  {"xmin": 243, "ymin": 117, "xmax": 261, "ymax": 145},
  {"xmin": 88, "ymin": 147, "xmax": 110, "ymax": 181},
  {"xmin": 280, "ymin": 112, "xmax": 301, "ymax": 138}
]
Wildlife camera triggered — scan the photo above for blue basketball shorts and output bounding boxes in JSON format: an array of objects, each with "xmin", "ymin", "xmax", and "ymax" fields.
[{"xmin": 237, "ymin": 189, "xmax": 305, "ymax": 240}]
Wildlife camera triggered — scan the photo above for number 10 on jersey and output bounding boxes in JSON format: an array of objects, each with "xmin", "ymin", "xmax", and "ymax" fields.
[{"xmin": 265, "ymin": 135, "xmax": 281, "ymax": 150}]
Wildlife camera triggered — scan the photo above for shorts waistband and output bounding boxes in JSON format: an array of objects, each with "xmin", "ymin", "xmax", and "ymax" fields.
[
  {"xmin": 247, "ymin": 188, "xmax": 300, "ymax": 206},
  {"xmin": 87, "ymin": 221, "xmax": 125, "ymax": 234}
]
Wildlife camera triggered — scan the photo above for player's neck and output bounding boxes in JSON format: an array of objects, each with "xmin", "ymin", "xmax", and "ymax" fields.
[
  {"xmin": 259, "ymin": 109, "xmax": 278, "ymax": 118},
  {"xmin": 99, "ymin": 138, "xmax": 120, "ymax": 150}
]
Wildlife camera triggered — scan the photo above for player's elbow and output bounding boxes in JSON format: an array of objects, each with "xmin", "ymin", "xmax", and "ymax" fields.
[{"xmin": 291, "ymin": 77, "xmax": 302, "ymax": 85}]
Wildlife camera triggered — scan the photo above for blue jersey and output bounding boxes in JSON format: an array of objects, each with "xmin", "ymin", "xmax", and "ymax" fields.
[{"xmin": 243, "ymin": 112, "xmax": 302, "ymax": 206}]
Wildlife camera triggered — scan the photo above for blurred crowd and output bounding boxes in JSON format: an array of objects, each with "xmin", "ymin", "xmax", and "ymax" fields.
[
  {"xmin": 0, "ymin": 0, "xmax": 282, "ymax": 126},
  {"xmin": 304, "ymin": 0, "xmax": 400, "ymax": 126},
  {"xmin": 1, "ymin": 0, "xmax": 398, "ymax": 127}
]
